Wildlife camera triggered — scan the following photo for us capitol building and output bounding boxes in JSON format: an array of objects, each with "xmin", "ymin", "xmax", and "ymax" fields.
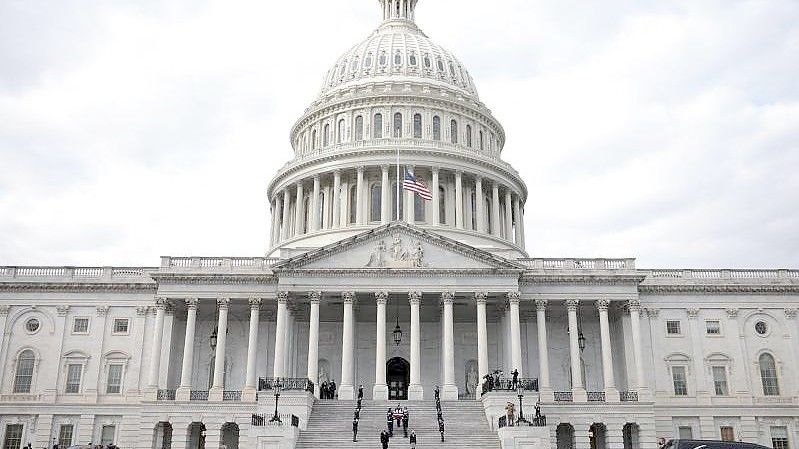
[{"xmin": 1, "ymin": 1, "xmax": 797, "ymax": 449}]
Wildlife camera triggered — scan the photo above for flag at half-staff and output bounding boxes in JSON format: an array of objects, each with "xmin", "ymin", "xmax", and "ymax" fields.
[{"xmin": 403, "ymin": 170, "xmax": 433, "ymax": 200}]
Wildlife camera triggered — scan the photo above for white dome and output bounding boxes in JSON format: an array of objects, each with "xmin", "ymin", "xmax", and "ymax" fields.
[{"xmin": 319, "ymin": 19, "xmax": 479, "ymax": 100}]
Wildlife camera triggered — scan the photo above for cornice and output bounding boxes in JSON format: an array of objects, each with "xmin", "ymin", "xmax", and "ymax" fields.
[
  {"xmin": 151, "ymin": 273, "xmax": 278, "ymax": 286},
  {"xmin": 0, "ymin": 282, "xmax": 156, "ymax": 293},
  {"xmin": 278, "ymin": 268, "xmax": 522, "ymax": 278},
  {"xmin": 520, "ymin": 273, "xmax": 646, "ymax": 286},
  {"xmin": 639, "ymin": 284, "xmax": 799, "ymax": 295}
]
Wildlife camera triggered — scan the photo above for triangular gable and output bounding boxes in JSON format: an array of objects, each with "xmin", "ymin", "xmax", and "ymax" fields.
[{"xmin": 272, "ymin": 222, "xmax": 525, "ymax": 272}]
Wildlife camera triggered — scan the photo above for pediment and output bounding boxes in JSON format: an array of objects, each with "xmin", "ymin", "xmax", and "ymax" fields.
[{"xmin": 273, "ymin": 222, "xmax": 524, "ymax": 272}]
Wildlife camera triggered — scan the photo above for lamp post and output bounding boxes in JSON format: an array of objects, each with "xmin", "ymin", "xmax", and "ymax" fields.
[
  {"xmin": 270, "ymin": 378, "xmax": 282, "ymax": 423},
  {"xmin": 516, "ymin": 386, "xmax": 529, "ymax": 425}
]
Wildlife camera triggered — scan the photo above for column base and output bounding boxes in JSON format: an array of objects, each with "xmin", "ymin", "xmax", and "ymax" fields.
[
  {"xmin": 144, "ymin": 387, "xmax": 159, "ymax": 402},
  {"xmin": 538, "ymin": 387, "xmax": 554, "ymax": 402},
  {"xmin": 605, "ymin": 386, "xmax": 620, "ymax": 403},
  {"xmin": 441, "ymin": 384, "xmax": 458, "ymax": 401},
  {"xmin": 408, "ymin": 384, "xmax": 424, "ymax": 400},
  {"xmin": 637, "ymin": 387, "xmax": 652, "ymax": 401},
  {"xmin": 373, "ymin": 384, "xmax": 389, "ymax": 401},
  {"xmin": 241, "ymin": 387, "xmax": 257, "ymax": 402},
  {"xmin": 572, "ymin": 388, "xmax": 587, "ymax": 402},
  {"xmin": 338, "ymin": 384, "xmax": 355, "ymax": 400},
  {"xmin": 175, "ymin": 386, "xmax": 191, "ymax": 401},
  {"xmin": 208, "ymin": 387, "xmax": 224, "ymax": 402}
]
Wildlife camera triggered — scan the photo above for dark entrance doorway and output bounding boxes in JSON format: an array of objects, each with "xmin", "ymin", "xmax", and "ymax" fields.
[{"xmin": 386, "ymin": 357, "xmax": 410, "ymax": 400}]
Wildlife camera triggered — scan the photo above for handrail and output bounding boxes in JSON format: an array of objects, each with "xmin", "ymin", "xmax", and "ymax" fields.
[{"xmin": 258, "ymin": 377, "xmax": 314, "ymax": 393}]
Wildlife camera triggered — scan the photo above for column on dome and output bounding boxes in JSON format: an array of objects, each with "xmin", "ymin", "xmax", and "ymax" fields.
[
  {"xmin": 381, "ymin": 165, "xmax": 390, "ymax": 224},
  {"xmin": 518, "ymin": 201, "xmax": 526, "ymax": 249},
  {"xmin": 294, "ymin": 180, "xmax": 305, "ymax": 235},
  {"xmin": 475, "ymin": 175, "xmax": 485, "ymax": 232},
  {"xmin": 431, "ymin": 167, "xmax": 440, "ymax": 225},
  {"xmin": 311, "ymin": 175, "xmax": 321, "ymax": 231},
  {"xmin": 243, "ymin": 298, "xmax": 261, "ymax": 401},
  {"xmin": 272, "ymin": 196, "xmax": 283, "ymax": 245},
  {"xmin": 332, "ymin": 170, "xmax": 342, "ymax": 228},
  {"xmin": 454, "ymin": 171, "xmax": 464, "ymax": 229},
  {"xmin": 176, "ymin": 298, "xmax": 199, "ymax": 401},
  {"xmin": 209, "ymin": 298, "xmax": 230, "ymax": 401},
  {"xmin": 273, "ymin": 292, "xmax": 288, "ymax": 378},
  {"xmin": 405, "ymin": 165, "xmax": 415, "ymax": 224},
  {"xmin": 508, "ymin": 292, "xmax": 523, "ymax": 376},
  {"xmin": 597, "ymin": 299, "xmax": 619, "ymax": 402},
  {"xmin": 147, "ymin": 298, "xmax": 168, "ymax": 390},
  {"xmin": 513, "ymin": 195, "xmax": 522, "ymax": 246},
  {"xmin": 475, "ymin": 292, "xmax": 489, "ymax": 401},
  {"xmin": 465, "ymin": 184, "xmax": 474, "ymax": 230},
  {"xmin": 535, "ymin": 299, "xmax": 553, "ymax": 401},
  {"xmin": 504, "ymin": 189, "xmax": 513, "ymax": 241},
  {"xmin": 281, "ymin": 189, "xmax": 291, "ymax": 239},
  {"xmin": 408, "ymin": 291, "xmax": 423, "ymax": 399},
  {"xmin": 491, "ymin": 182, "xmax": 501, "ymax": 237},
  {"xmin": 307, "ymin": 292, "xmax": 321, "ymax": 398},
  {"xmin": 566, "ymin": 299, "xmax": 587, "ymax": 401},
  {"xmin": 374, "ymin": 291, "xmax": 389, "ymax": 399},
  {"xmin": 339, "ymin": 291, "xmax": 356, "ymax": 399},
  {"xmin": 356, "ymin": 167, "xmax": 364, "ymax": 225},
  {"xmin": 441, "ymin": 291, "xmax": 457, "ymax": 400}
]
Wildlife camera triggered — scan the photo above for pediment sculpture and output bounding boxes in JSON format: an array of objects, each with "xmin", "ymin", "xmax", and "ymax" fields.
[{"xmin": 366, "ymin": 234, "xmax": 428, "ymax": 268}]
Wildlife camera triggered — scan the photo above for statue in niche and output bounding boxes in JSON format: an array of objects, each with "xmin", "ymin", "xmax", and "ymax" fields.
[
  {"xmin": 318, "ymin": 362, "xmax": 330, "ymax": 386},
  {"xmin": 365, "ymin": 235, "xmax": 428, "ymax": 268},
  {"xmin": 465, "ymin": 361, "xmax": 479, "ymax": 396}
]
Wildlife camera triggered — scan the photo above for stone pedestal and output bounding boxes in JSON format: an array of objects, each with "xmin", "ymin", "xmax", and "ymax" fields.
[
  {"xmin": 175, "ymin": 386, "xmax": 191, "ymax": 402},
  {"xmin": 497, "ymin": 426, "xmax": 551, "ymax": 449},
  {"xmin": 208, "ymin": 387, "xmax": 223, "ymax": 402},
  {"xmin": 408, "ymin": 384, "xmax": 424, "ymax": 400},
  {"xmin": 241, "ymin": 386, "xmax": 257, "ymax": 402},
  {"xmin": 441, "ymin": 384, "xmax": 459, "ymax": 401},
  {"xmin": 338, "ymin": 384, "xmax": 355, "ymax": 400},
  {"xmin": 373, "ymin": 383, "xmax": 389, "ymax": 400}
]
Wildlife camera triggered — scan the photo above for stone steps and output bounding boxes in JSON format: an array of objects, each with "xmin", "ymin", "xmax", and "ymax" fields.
[{"xmin": 296, "ymin": 400, "xmax": 500, "ymax": 449}]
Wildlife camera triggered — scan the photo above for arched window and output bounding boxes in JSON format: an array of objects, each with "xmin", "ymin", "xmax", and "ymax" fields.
[
  {"xmin": 392, "ymin": 182, "xmax": 404, "ymax": 221},
  {"xmin": 379, "ymin": 51, "xmax": 387, "ymax": 66},
  {"xmin": 432, "ymin": 116, "xmax": 441, "ymax": 141},
  {"xmin": 365, "ymin": 53, "xmax": 373, "ymax": 68},
  {"xmin": 337, "ymin": 119, "xmax": 346, "ymax": 143},
  {"xmin": 393, "ymin": 113, "xmax": 403, "ymax": 138},
  {"xmin": 479, "ymin": 130, "xmax": 484, "ymax": 150},
  {"xmin": 349, "ymin": 185, "xmax": 357, "ymax": 224},
  {"xmin": 759, "ymin": 353, "xmax": 779, "ymax": 395},
  {"xmin": 370, "ymin": 183, "xmax": 382, "ymax": 222},
  {"xmin": 351, "ymin": 56, "xmax": 359, "ymax": 71},
  {"xmin": 439, "ymin": 187, "xmax": 446, "ymax": 224},
  {"xmin": 355, "ymin": 116, "xmax": 364, "ymax": 141},
  {"xmin": 414, "ymin": 193, "xmax": 425, "ymax": 223},
  {"xmin": 450, "ymin": 120, "xmax": 458, "ymax": 144},
  {"xmin": 448, "ymin": 62, "xmax": 456, "ymax": 77},
  {"xmin": 339, "ymin": 62, "xmax": 346, "ymax": 76},
  {"xmin": 409, "ymin": 52, "xmax": 417, "ymax": 66},
  {"xmin": 394, "ymin": 51, "xmax": 402, "ymax": 65},
  {"xmin": 373, "ymin": 114, "xmax": 383, "ymax": 138},
  {"xmin": 311, "ymin": 130, "xmax": 317, "ymax": 150},
  {"xmin": 436, "ymin": 58, "xmax": 444, "ymax": 72},
  {"xmin": 413, "ymin": 114, "xmax": 422, "ymax": 138},
  {"xmin": 14, "ymin": 350, "xmax": 35, "ymax": 393},
  {"xmin": 466, "ymin": 125, "xmax": 472, "ymax": 147},
  {"xmin": 323, "ymin": 124, "xmax": 330, "ymax": 147},
  {"xmin": 423, "ymin": 54, "xmax": 431, "ymax": 69}
]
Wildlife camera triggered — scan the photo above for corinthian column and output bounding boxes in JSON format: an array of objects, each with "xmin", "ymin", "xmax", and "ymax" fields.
[
  {"xmin": 491, "ymin": 183, "xmax": 501, "ymax": 237},
  {"xmin": 374, "ymin": 291, "xmax": 389, "ymax": 399},
  {"xmin": 431, "ymin": 168, "xmax": 440, "ymax": 225},
  {"xmin": 339, "ymin": 291, "xmax": 356, "ymax": 400},
  {"xmin": 566, "ymin": 299, "xmax": 587, "ymax": 401},
  {"xmin": 209, "ymin": 298, "xmax": 230, "ymax": 401},
  {"xmin": 176, "ymin": 298, "xmax": 198, "ymax": 401},
  {"xmin": 628, "ymin": 299, "xmax": 649, "ymax": 399},
  {"xmin": 508, "ymin": 291, "xmax": 523, "ymax": 377},
  {"xmin": 294, "ymin": 181, "xmax": 305, "ymax": 235},
  {"xmin": 273, "ymin": 292, "xmax": 288, "ymax": 378},
  {"xmin": 148, "ymin": 298, "xmax": 168, "ymax": 390},
  {"xmin": 243, "ymin": 298, "xmax": 261, "ymax": 401},
  {"xmin": 332, "ymin": 170, "xmax": 342, "ymax": 228},
  {"xmin": 455, "ymin": 171, "xmax": 463, "ymax": 229},
  {"xmin": 356, "ymin": 167, "xmax": 364, "ymax": 224},
  {"xmin": 535, "ymin": 299, "xmax": 553, "ymax": 401},
  {"xmin": 281, "ymin": 189, "xmax": 291, "ymax": 239},
  {"xmin": 408, "ymin": 291, "xmax": 424, "ymax": 400},
  {"xmin": 441, "ymin": 291, "xmax": 458, "ymax": 400},
  {"xmin": 597, "ymin": 299, "xmax": 619, "ymax": 402},
  {"xmin": 475, "ymin": 175, "xmax": 485, "ymax": 232},
  {"xmin": 307, "ymin": 292, "xmax": 321, "ymax": 398}
]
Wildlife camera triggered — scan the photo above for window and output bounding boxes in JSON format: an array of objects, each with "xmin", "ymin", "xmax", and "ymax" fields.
[
  {"xmin": 323, "ymin": 124, "xmax": 330, "ymax": 146},
  {"xmin": 113, "ymin": 319, "xmax": 129, "ymax": 334},
  {"xmin": 414, "ymin": 192, "xmax": 425, "ymax": 223},
  {"xmin": 339, "ymin": 62, "xmax": 346, "ymax": 76},
  {"xmin": 409, "ymin": 52, "xmax": 417, "ymax": 66},
  {"xmin": 672, "ymin": 366, "xmax": 688, "ymax": 396},
  {"xmin": 25, "ymin": 318, "xmax": 40, "ymax": 333},
  {"xmin": 365, "ymin": 53, "xmax": 373, "ymax": 68},
  {"xmin": 755, "ymin": 321, "xmax": 768, "ymax": 335},
  {"xmin": 712, "ymin": 366, "xmax": 729, "ymax": 396},
  {"xmin": 73, "ymin": 317, "xmax": 89, "ymax": 334},
  {"xmin": 423, "ymin": 54, "xmax": 431, "ymax": 68},
  {"xmin": 100, "ymin": 425, "xmax": 116, "ymax": 446},
  {"xmin": 58, "ymin": 424, "xmax": 74, "ymax": 448},
  {"xmin": 337, "ymin": 119, "xmax": 345, "ymax": 143},
  {"xmin": 466, "ymin": 124, "xmax": 472, "ymax": 147},
  {"xmin": 319, "ymin": 192, "xmax": 326, "ymax": 229},
  {"xmin": 479, "ymin": 130, "xmax": 484, "ymax": 150},
  {"xmin": 393, "ymin": 113, "xmax": 403, "ymax": 138},
  {"xmin": 394, "ymin": 51, "xmax": 402, "ymax": 65},
  {"xmin": 373, "ymin": 114, "xmax": 383, "ymax": 138},
  {"xmin": 65, "ymin": 363, "xmax": 82, "ymax": 393},
  {"xmin": 355, "ymin": 116, "xmax": 364, "ymax": 141},
  {"xmin": 379, "ymin": 51, "xmax": 387, "ymax": 66},
  {"xmin": 448, "ymin": 62, "xmax": 456, "ymax": 77},
  {"xmin": 720, "ymin": 426, "xmax": 735, "ymax": 442},
  {"xmin": 370, "ymin": 184, "xmax": 382, "ymax": 222},
  {"xmin": 392, "ymin": 182, "xmax": 404, "ymax": 221},
  {"xmin": 759, "ymin": 353, "xmax": 779, "ymax": 395},
  {"xmin": 311, "ymin": 130, "xmax": 317, "ymax": 150},
  {"xmin": 706, "ymin": 320, "xmax": 721, "ymax": 335},
  {"xmin": 13, "ymin": 350, "xmax": 35, "ymax": 393},
  {"xmin": 413, "ymin": 114, "xmax": 422, "ymax": 138},
  {"xmin": 677, "ymin": 426, "xmax": 693, "ymax": 439},
  {"xmin": 436, "ymin": 58, "xmax": 444, "ymax": 72},
  {"xmin": 450, "ymin": 119, "xmax": 458, "ymax": 144},
  {"xmin": 666, "ymin": 320, "xmax": 681, "ymax": 335},
  {"xmin": 432, "ymin": 116, "xmax": 441, "ymax": 140},
  {"xmin": 4, "ymin": 424, "xmax": 23, "ymax": 449},
  {"xmin": 439, "ymin": 187, "xmax": 446, "ymax": 224},
  {"xmin": 351, "ymin": 56, "xmax": 359, "ymax": 71},
  {"xmin": 771, "ymin": 426, "xmax": 789, "ymax": 449},
  {"xmin": 106, "ymin": 364, "xmax": 123, "ymax": 394},
  {"xmin": 349, "ymin": 186, "xmax": 357, "ymax": 224}
]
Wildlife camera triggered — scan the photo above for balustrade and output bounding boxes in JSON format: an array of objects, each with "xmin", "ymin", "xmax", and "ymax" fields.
[
  {"xmin": 251, "ymin": 413, "xmax": 299, "ymax": 427},
  {"xmin": 587, "ymin": 391, "xmax": 606, "ymax": 402},
  {"xmin": 157, "ymin": 389, "xmax": 176, "ymax": 401},
  {"xmin": 190, "ymin": 390, "xmax": 209, "ymax": 401},
  {"xmin": 223, "ymin": 390, "xmax": 242, "ymax": 401},
  {"xmin": 619, "ymin": 391, "xmax": 639, "ymax": 402},
  {"xmin": 258, "ymin": 377, "xmax": 314, "ymax": 393},
  {"xmin": 553, "ymin": 391, "xmax": 573, "ymax": 402}
]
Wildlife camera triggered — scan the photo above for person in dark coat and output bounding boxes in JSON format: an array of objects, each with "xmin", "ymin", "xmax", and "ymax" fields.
[
  {"xmin": 402, "ymin": 412, "xmax": 408, "ymax": 437},
  {"xmin": 380, "ymin": 430, "xmax": 389, "ymax": 449},
  {"xmin": 409, "ymin": 431, "xmax": 417, "ymax": 449},
  {"xmin": 352, "ymin": 418, "xmax": 358, "ymax": 442},
  {"xmin": 358, "ymin": 384, "xmax": 364, "ymax": 399},
  {"xmin": 329, "ymin": 380, "xmax": 337, "ymax": 399},
  {"xmin": 434, "ymin": 385, "xmax": 440, "ymax": 400},
  {"xmin": 439, "ymin": 419, "xmax": 445, "ymax": 442},
  {"xmin": 511, "ymin": 368, "xmax": 519, "ymax": 389},
  {"xmin": 321, "ymin": 380, "xmax": 329, "ymax": 399},
  {"xmin": 387, "ymin": 412, "xmax": 394, "ymax": 437}
]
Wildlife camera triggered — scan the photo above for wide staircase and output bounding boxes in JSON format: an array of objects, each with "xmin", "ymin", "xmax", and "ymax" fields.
[{"xmin": 296, "ymin": 399, "xmax": 501, "ymax": 449}]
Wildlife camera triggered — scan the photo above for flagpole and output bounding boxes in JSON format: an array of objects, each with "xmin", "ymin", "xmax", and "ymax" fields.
[{"xmin": 396, "ymin": 147, "xmax": 400, "ymax": 222}]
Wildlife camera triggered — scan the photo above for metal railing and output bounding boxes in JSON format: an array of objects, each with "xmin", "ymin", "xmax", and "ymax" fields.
[
  {"xmin": 157, "ymin": 389, "xmax": 176, "ymax": 401},
  {"xmin": 251, "ymin": 413, "xmax": 299, "ymax": 427},
  {"xmin": 587, "ymin": 391, "xmax": 606, "ymax": 402},
  {"xmin": 620, "ymin": 391, "xmax": 639, "ymax": 402},
  {"xmin": 223, "ymin": 390, "xmax": 242, "ymax": 401},
  {"xmin": 481, "ymin": 377, "xmax": 539, "ymax": 395},
  {"xmin": 190, "ymin": 390, "xmax": 209, "ymax": 401},
  {"xmin": 258, "ymin": 377, "xmax": 315, "ymax": 393},
  {"xmin": 553, "ymin": 391, "xmax": 573, "ymax": 402}
]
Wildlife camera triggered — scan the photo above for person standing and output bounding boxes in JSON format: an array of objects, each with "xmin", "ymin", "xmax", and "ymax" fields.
[
  {"xmin": 438, "ymin": 419, "xmax": 445, "ymax": 442},
  {"xmin": 387, "ymin": 411, "xmax": 394, "ymax": 437},
  {"xmin": 409, "ymin": 431, "xmax": 417, "ymax": 449},
  {"xmin": 380, "ymin": 430, "xmax": 389, "ymax": 449},
  {"xmin": 402, "ymin": 411, "xmax": 408, "ymax": 438},
  {"xmin": 352, "ymin": 418, "xmax": 359, "ymax": 442},
  {"xmin": 511, "ymin": 368, "xmax": 519, "ymax": 390},
  {"xmin": 358, "ymin": 384, "xmax": 364, "ymax": 400},
  {"xmin": 330, "ymin": 379, "xmax": 337, "ymax": 399}
]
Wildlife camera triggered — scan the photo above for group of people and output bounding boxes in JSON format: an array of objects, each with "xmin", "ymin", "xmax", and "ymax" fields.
[
  {"xmin": 481, "ymin": 368, "xmax": 520, "ymax": 394},
  {"xmin": 352, "ymin": 385, "xmax": 364, "ymax": 442},
  {"xmin": 320, "ymin": 379, "xmax": 337, "ymax": 399},
  {"xmin": 380, "ymin": 404, "xmax": 415, "ymax": 449},
  {"xmin": 434, "ymin": 386, "xmax": 445, "ymax": 442}
]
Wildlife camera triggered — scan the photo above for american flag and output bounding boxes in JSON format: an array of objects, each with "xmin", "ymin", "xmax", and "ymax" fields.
[{"xmin": 403, "ymin": 171, "xmax": 432, "ymax": 200}]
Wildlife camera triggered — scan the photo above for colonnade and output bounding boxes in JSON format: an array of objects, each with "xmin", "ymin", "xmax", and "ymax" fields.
[
  {"xmin": 146, "ymin": 295, "xmax": 648, "ymax": 403},
  {"xmin": 269, "ymin": 165, "xmax": 525, "ymax": 249}
]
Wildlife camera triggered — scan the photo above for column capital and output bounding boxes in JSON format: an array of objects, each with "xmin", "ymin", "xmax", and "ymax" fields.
[
  {"xmin": 686, "ymin": 308, "xmax": 700, "ymax": 319},
  {"xmin": 565, "ymin": 299, "xmax": 579, "ymax": 311},
  {"xmin": 627, "ymin": 299, "xmax": 642, "ymax": 312},
  {"xmin": 308, "ymin": 291, "xmax": 322, "ymax": 304},
  {"xmin": 185, "ymin": 298, "xmax": 199, "ymax": 309},
  {"xmin": 785, "ymin": 308, "xmax": 797, "ymax": 320},
  {"xmin": 408, "ymin": 291, "xmax": 422, "ymax": 305},
  {"xmin": 248, "ymin": 297, "xmax": 262, "ymax": 308},
  {"xmin": 154, "ymin": 297, "xmax": 170, "ymax": 310},
  {"xmin": 535, "ymin": 299, "xmax": 548, "ymax": 311},
  {"xmin": 296, "ymin": 179, "xmax": 303, "ymax": 187},
  {"xmin": 474, "ymin": 174, "xmax": 482, "ymax": 182},
  {"xmin": 381, "ymin": 164, "xmax": 390, "ymax": 171},
  {"xmin": 96, "ymin": 305, "xmax": 109, "ymax": 316},
  {"xmin": 507, "ymin": 291, "xmax": 521, "ymax": 304},
  {"xmin": 596, "ymin": 298, "xmax": 610, "ymax": 312},
  {"xmin": 333, "ymin": 169, "xmax": 342, "ymax": 176},
  {"xmin": 474, "ymin": 292, "xmax": 487, "ymax": 304},
  {"xmin": 357, "ymin": 166, "xmax": 364, "ymax": 174},
  {"xmin": 342, "ymin": 291, "xmax": 356, "ymax": 304},
  {"xmin": 441, "ymin": 291, "xmax": 455, "ymax": 305},
  {"xmin": 277, "ymin": 291, "xmax": 290, "ymax": 304},
  {"xmin": 431, "ymin": 166, "xmax": 440, "ymax": 174},
  {"xmin": 375, "ymin": 291, "xmax": 389, "ymax": 304},
  {"xmin": 313, "ymin": 173, "xmax": 320, "ymax": 181},
  {"xmin": 217, "ymin": 297, "xmax": 230, "ymax": 309}
]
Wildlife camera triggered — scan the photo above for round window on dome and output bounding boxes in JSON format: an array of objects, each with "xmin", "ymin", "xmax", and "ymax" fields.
[
  {"xmin": 755, "ymin": 321, "xmax": 768, "ymax": 336},
  {"xmin": 26, "ymin": 318, "xmax": 40, "ymax": 334}
]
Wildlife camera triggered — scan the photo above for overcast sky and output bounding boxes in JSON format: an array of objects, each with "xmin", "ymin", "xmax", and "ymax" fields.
[{"xmin": 1, "ymin": 0, "xmax": 797, "ymax": 268}]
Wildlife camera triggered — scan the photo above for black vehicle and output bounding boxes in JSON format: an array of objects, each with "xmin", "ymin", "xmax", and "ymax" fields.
[{"xmin": 663, "ymin": 440, "xmax": 771, "ymax": 449}]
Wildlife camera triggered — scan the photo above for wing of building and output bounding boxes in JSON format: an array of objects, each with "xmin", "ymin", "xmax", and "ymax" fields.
[{"xmin": 1, "ymin": 2, "xmax": 797, "ymax": 449}]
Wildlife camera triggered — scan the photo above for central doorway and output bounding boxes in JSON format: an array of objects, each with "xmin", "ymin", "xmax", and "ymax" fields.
[{"xmin": 386, "ymin": 357, "xmax": 410, "ymax": 400}]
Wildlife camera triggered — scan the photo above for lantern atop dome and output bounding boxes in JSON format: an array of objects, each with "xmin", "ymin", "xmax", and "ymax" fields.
[{"xmin": 379, "ymin": 0, "xmax": 418, "ymax": 23}]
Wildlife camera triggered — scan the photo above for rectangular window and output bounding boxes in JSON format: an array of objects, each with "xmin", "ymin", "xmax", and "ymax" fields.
[
  {"xmin": 706, "ymin": 320, "xmax": 721, "ymax": 335},
  {"xmin": 58, "ymin": 424, "xmax": 74, "ymax": 448},
  {"xmin": 666, "ymin": 320, "xmax": 681, "ymax": 335},
  {"xmin": 672, "ymin": 366, "xmax": 688, "ymax": 396},
  {"xmin": 771, "ymin": 426, "xmax": 789, "ymax": 449},
  {"xmin": 13, "ymin": 358, "xmax": 34, "ymax": 393},
  {"xmin": 720, "ymin": 426, "xmax": 735, "ymax": 442},
  {"xmin": 100, "ymin": 425, "xmax": 116, "ymax": 446},
  {"xmin": 712, "ymin": 366, "xmax": 729, "ymax": 396},
  {"xmin": 65, "ymin": 364, "xmax": 82, "ymax": 393},
  {"xmin": 106, "ymin": 364, "xmax": 123, "ymax": 394},
  {"xmin": 73, "ymin": 317, "xmax": 89, "ymax": 334},
  {"xmin": 113, "ymin": 318, "xmax": 129, "ymax": 334},
  {"xmin": 678, "ymin": 426, "xmax": 693, "ymax": 439},
  {"xmin": 3, "ymin": 424, "xmax": 23, "ymax": 449}
]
